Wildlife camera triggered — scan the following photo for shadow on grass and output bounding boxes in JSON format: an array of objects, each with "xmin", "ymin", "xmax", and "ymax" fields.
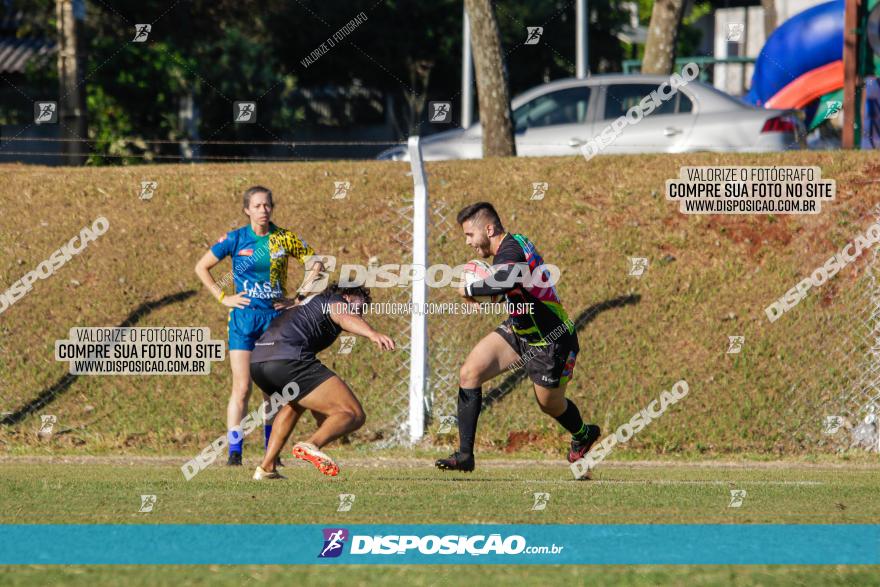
[
  {"xmin": 482, "ymin": 294, "xmax": 641, "ymax": 410},
  {"xmin": 1, "ymin": 290, "xmax": 197, "ymax": 427}
]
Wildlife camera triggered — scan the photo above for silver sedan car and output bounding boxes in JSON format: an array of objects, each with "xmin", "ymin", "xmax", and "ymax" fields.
[{"xmin": 377, "ymin": 74, "xmax": 805, "ymax": 161}]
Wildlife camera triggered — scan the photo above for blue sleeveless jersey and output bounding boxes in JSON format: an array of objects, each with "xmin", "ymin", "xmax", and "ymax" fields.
[{"xmin": 210, "ymin": 223, "xmax": 315, "ymax": 311}]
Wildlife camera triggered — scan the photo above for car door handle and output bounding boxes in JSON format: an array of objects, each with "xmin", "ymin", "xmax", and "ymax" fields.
[
  {"xmin": 568, "ymin": 138, "xmax": 586, "ymax": 147},
  {"xmin": 663, "ymin": 127, "xmax": 682, "ymax": 136}
]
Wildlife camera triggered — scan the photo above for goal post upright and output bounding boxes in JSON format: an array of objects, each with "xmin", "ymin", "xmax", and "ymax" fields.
[{"xmin": 407, "ymin": 136, "xmax": 428, "ymax": 444}]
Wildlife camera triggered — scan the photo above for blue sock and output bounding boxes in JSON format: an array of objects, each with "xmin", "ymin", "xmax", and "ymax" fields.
[
  {"xmin": 264, "ymin": 424, "xmax": 272, "ymax": 449},
  {"xmin": 228, "ymin": 428, "xmax": 243, "ymax": 455}
]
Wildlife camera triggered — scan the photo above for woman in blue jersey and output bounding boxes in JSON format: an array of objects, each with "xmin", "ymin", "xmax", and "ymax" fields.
[{"xmin": 195, "ymin": 186, "xmax": 324, "ymax": 466}]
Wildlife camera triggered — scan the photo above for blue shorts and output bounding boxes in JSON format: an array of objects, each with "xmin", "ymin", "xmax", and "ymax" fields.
[{"xmin": 228, "ymin": 308, "xmax": 280, "ymax": 351}]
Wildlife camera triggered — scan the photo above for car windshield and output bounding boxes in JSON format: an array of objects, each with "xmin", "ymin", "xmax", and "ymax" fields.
[{"xmin": 513, "ymin": 87, "xmax": 590, "ymax": 130}]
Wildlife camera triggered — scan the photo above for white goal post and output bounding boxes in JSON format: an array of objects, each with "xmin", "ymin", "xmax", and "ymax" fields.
[{"xmin": 407, "ymin": 135, "xmax": 428, "ymax": 443}]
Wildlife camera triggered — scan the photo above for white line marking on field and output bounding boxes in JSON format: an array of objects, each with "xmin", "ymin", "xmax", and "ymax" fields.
[
  {"xmin": 590, "ymin": 480, "xmax": 824, "ymax": 486},
  {"xmin": 513, "ymin": 479, "xmax": 824, "ymax": 486}
]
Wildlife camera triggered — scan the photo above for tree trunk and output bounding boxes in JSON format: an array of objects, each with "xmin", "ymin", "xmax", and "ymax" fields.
[
  {"xmin": 56, "ymin": 0, "xmax": 87, "ymax": 165},
  {"xmin": 761, "ymin": 0, "xmax": 777, "ymax": 37},
  {"xmin": 464, "ymin": 0, "xmax": 515, "ymax": 157},
  {"xmin": 642, "ymin": 0, "xmax": 685, "ymax": 75},
  {"xmin": 407, "ymin": 58, "xmax": 433, "ymax": 136}
]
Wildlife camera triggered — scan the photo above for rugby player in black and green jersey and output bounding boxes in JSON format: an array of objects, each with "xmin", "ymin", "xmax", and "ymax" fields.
[{"xmin": 435, "ymin": 202, "xmax": 600, "ymax": 473}]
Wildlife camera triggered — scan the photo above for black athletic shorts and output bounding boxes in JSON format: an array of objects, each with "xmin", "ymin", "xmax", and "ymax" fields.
[
  {"xmin": 494, "ymin": 320, "xmax": 579, "ymax": 388},
  {"xmin": 250, "ymin": 358, "xmax": 336, "ymax": 401}
]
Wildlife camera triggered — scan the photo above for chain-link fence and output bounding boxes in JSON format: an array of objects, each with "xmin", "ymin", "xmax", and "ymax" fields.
[
  {"xmin": 385, "ymin": 167, "xmax": 880, "ymax": 457},
  {"xmin": 775, "ymin": 244, "xmax": 880, "ymax": 454}
]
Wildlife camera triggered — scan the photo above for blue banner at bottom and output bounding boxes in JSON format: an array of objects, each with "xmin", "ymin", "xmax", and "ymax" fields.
[{"xmin": 1, "ymin": 524, "xmax": 878, "ymax": 565}]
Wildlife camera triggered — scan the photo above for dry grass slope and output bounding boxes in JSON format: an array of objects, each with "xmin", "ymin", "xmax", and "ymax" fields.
[{"xmin": 1, "ymin": 152, "xmax": 879, "ymax": 455}]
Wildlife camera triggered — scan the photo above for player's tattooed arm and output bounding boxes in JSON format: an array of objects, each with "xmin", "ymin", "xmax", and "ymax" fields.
[
  {"xmin": 328, "ymin": 302, "xmax": 395, "ymax": 351},
  {"xmin": 273, "ymin": 297, "xmax": 298, "ymax": 310},
  {"xmin": 464, "ymin": 262, "xmax": 530, "ymax": 297}
]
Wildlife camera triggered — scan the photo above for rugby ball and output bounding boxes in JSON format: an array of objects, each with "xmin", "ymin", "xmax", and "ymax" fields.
[{"xmin": 461, "ymin": 259, "xmax": 502, "ymax": 303}]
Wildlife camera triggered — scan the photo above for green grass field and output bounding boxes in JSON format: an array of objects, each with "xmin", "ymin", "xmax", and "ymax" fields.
[
  {"xmin": 4, "ymin": 565, "xmax": 880, "ymax": 587},
  {"xmin": 2, "ymin": 455, "xmax": 879, "ymax": 584},
  {"xmin": 4, "ymin": 456, "xmax": 880, "ymax": 524},
  {"xmin": 5, "ymin": 565, "xmax": 880, "ymax": 587}
]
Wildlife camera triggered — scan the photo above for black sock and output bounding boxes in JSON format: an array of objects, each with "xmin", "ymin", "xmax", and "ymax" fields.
[
  {"xmin": 554, "ymin": 399, "xmax": 587, "ymax": 439},
  {"xmin": 457, "ymin": 386, "xmax": 482, "ymax": 455}
]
